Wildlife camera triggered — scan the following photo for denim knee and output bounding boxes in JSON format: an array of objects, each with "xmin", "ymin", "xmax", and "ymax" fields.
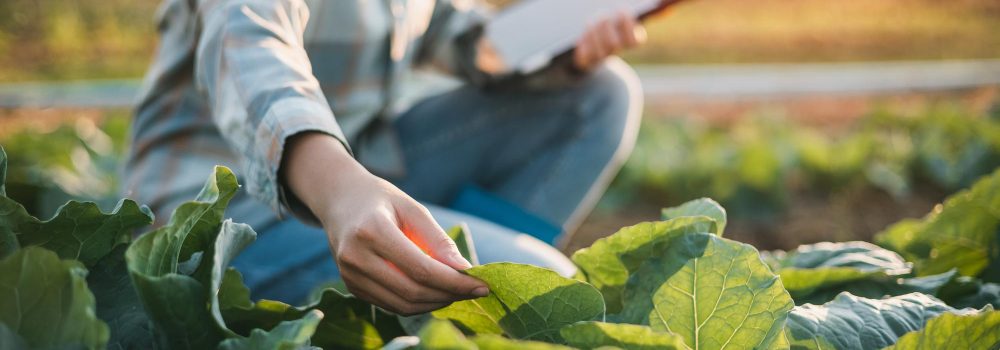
[{"xmin": 573, "ymin": 57, "xmax": 644, "ymax": 169}]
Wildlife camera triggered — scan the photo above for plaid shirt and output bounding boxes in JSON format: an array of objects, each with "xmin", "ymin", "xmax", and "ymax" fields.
[{"xmin": 125, "ymin": 0, "xmax": 580, "ymax": 225}]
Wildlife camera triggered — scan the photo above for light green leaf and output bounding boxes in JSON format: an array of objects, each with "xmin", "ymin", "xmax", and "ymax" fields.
[
  {"xmin": 217, "ymin": 310, "xmax": 323, "ymax": 350},
  {"xmin": 433, "ymin": 263, "xmax": 605, "ymax": 343},
  {"xmin": 887, "ymin": 310, "xmax": 1000, "ymax": 349},
  {"xmin": 560, "ymin": 321, "xmax": 686, "ymax": 350},
  {"xmin": 417, "ymin": 319, "xmax": 476, "ymax": 350},
  {"xmin": 785, "ymin": 292, "xmax": 972, "ymax": 350},
  {"xmin": 472, "ymin": 334, "xmax": 574, "ymax": 350},
  {"xmin": 661, "ymin": 198, "xmax": 727, "ymax": 234},
  {"xmin": 0, "ymin": 247, "xmax": 109, "ymax": 350},
  {"xmin": 618, "ymin": 233, "xmax": 793, "ymax": 350},
  {"xmin": 875, "ymin": 169, "xmax": 1000, "ymax": 280},
  {"xmin": 571, "ymin": 218, "xmax": 717, "ymax": 313},
  {"xmin": 447, "ymin": 224, "xmax": 478, "ymax": 266}
]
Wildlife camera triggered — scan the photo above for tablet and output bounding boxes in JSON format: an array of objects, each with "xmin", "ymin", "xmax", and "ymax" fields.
[{"xmin": 482, "ymin": 0, "xmax": 681, "ymax": 75}]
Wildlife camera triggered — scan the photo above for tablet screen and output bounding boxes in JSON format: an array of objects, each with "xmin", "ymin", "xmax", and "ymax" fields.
[{"xmin": 484, "ymin": 0, "xmax": 662, "ymax": 74}]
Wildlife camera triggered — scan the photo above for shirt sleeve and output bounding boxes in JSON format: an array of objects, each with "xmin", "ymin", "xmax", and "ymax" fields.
[{"xmin": 195, "ymin": 0, "xmax": 345, "ymax": 225}]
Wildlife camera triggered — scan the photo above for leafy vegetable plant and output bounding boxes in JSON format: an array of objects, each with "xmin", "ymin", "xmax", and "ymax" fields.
[{"xmin": 2, "ymin": 144, "xmax": 1000, "ymax": 350}]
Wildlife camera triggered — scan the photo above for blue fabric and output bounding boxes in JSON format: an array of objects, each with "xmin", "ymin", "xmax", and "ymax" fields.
[{"xmin": 451, "ymin": 184, "xmax": 562, "ymax": 244}]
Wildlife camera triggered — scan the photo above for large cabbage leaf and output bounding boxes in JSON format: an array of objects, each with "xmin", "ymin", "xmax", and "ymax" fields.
[
  {"xmin": 618, "ymin": 232, "xmax": 794, "ymax": 349},
  {"xmin": 876, "ymin": 169, "xmax": 1000, "ymax": 280},
  {"xmin": 887, "ymin": 310, "xmax": 1000, "ymax": 349},
  {"xmin": 0, "ymin": 247, "xmax": 109, "ymax": 349},
  {"xmin": 572, "ymin": 217, "xmax": 717, "ymax": 313},
  {"xmin": 771, "ymin": 242, "xmax": 954, "ymax": 305},
  {"xmin": 560, "ymin": 321, "xmax": 686, "ymax": 350},
  {"xmin": 432, "ymin": 263, "xmax": 605, "ymax": 343},
  {"xmin": 785, "ymin": 292, "xmax": 974, "ymax": 350}
]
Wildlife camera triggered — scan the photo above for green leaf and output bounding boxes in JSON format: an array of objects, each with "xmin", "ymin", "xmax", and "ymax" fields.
[
  {"xmin": 875, "ymin": 169, "xmax": 1000, "ymax": 280},
  {"xmin": 432, "ymin": 263, "xmax": 605, "ymax": 343},
  {"xmin": 472, "ymin": 334, "xmax": 574, "ymax": 350},
  {"xmin": 217, "ymin": 310, "xmax": 323, "ymax": 350},
  {"xmin": 618, "ymin": 233, "xmax": 793, "ymax": 350},
  {"xmin": 772, "ymin": 242, "xmax": 954, "ymax": 305},
  {"xmin": 447, "ymin": 224, "xmax": 478, "ymax": 266},
  {"xmin": 222, "ymin": 276, "xmax": 403, "ymax": 350},
  {"xmin": 785, "ymin": 292, "xmax": 971, "ymax": 350},
  {"xmin": 0, "ymin": 145, "xmax": 153, "ymax": 265},
  {"xmin": 560, "ymin": 321, "xmax": 686, "ymax": 350},
  {"xmin": 661, "ymin": 198, "xmax": 727, "ymax": 234},
  {"xmin": 887, "ymin": 310, "xmax": 1000, "ymax": 349},
  {"xmin": 125, "ymin": 166, "xmax": 239, "ymax": 349},
  {"xmin": 571, "ymin": 218, "xmax": 717, "ymax": 313},
  {"xmin": 88, "ymin": 246, "xmax": 155, "ymax": 349},
  {"xmin": 417, "ymin": 319, "xmax": 476, "ymax": 350},
  {"xmin": 0, "ymin": 323, "xmax": 28, "ymax": 350},
  {"xmin": 936, "ymin": 276, "xmax": 1000, "ymax": 310},
  {"xmin": 0, "ymin": 247, "xmax": 109, "ymax": 350}
]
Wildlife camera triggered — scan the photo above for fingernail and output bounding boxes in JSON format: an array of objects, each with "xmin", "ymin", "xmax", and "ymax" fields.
[
  {"xmin": 451, "ymin": 253, "xmax": 473, "ymax": 269},
  {"xmin": 473, "ymin": 286, "xmax": 490, "ymax": 297}
]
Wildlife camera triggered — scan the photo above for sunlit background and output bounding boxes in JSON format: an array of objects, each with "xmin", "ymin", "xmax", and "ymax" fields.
[{"xmin": 1, "ymin": 0, "xmax": 998, "ymax": 252}]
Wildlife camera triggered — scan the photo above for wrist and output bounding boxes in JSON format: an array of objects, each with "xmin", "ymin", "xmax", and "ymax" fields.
[{"xmin": 281, "ymin": 132, "xmax": 367, "ymax": 221}]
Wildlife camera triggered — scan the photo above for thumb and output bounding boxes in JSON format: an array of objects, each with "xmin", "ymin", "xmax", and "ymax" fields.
[{"xmin": 397, "ymin": 201, "xmax": 472, "ymax": 270}]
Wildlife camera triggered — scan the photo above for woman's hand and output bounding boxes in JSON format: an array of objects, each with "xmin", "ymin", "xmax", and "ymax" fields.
[
  {"xmin": 283, "ymin": 133, "xmax": 489, "ymax": 315},
  {"xmin": 574, "ymin": 11, "xmax": 647, "ymax": 71}
]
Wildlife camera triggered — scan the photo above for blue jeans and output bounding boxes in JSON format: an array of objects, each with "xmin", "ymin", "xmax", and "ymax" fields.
[{"xmin": 232, "ymin": 58, "xmax": 642, "ymax": 303}]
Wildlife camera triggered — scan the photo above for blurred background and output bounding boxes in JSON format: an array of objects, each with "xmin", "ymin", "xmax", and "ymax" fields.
[{"xmin": 1, "ymin": 0, "xmax": 999, "ymax": 252}]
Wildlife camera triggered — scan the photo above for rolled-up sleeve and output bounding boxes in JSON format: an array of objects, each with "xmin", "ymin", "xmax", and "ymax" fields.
[{"xmin": 195, "ymin": 0, "xmax": 346, "ymax": 223}]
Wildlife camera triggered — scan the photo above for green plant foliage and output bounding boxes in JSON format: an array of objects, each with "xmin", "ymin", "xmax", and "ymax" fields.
[
  {"xmin": 571, "ymin": 216, "xmax": 718, "ymax": 313},
  {"xmin": 770, "ymin": 242, "xmax": 954, "ymax": 305},
  {"xmin": 448, "ymin": 224, "xmax": 478, "ymax": 265},
  {"xmin": 433, "ymin": 263, "xmax": 605, "ymax": 343},
  {"xmin": 560, "ymin": 321, "xmax": 685, "ymax": 350},
  {"xmin": 887, "ymin": 310, "xmax": 1000, "ymax": 349},
  {"xmin": 936, "ymin": 276, "xmax": 1000, "ymax": 310},
  {"xmin": 417, "ymin": 319, "xmax": 478, "ymax": 350},
  {"xmin": 0, "ymin": 247, "xmax": 109, "ymax": 349},
  {"xmin": 618, "ymin": 232, "xmax": 794, "ymax": 349},
  {"xmin": 659, "ymin": 197, "xmax": 728, "ymax": 234},
  {"xmin": 217, "ymin": 310, "xmax": 323, "ymax": 350},
  {"xmin": 785, "ymin": 293, "xmax": 971, "ymax": 350},
  {"xmin": 0, "ymin": 144, "xmax": 153, "ymax": 265},
  {"xmin": 876, "ymin": 168, "xmax": 1000, "ymax": 281}
]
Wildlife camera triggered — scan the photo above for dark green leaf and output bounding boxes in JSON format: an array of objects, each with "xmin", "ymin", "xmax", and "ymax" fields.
[
  {"xmin": 217, "ymin": 310, "xmax": 323, "ymax": 350},
  {"xmin": 0, "ymin": 247, "xmax": 109, "ymax": 349},
  {"xmin": 785, "ymin": 292, "xmax": 971, "ymax": 350},
  {"xmin": 88, "ymin": 246, "xmax": 155, "ymax": 349}
]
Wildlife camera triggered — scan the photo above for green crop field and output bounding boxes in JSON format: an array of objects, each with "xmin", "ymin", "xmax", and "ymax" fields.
[{"xmin": 1, "ymin": 0, "xmax": 998, "ymax": 81}]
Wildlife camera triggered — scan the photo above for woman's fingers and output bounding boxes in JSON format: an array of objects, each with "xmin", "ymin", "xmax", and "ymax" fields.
[
  {"xmin": 396, "ymin": 201, "xmax": 471, "ymax": 270},
  {"xmin": 341, "ymin": 270, "xmax": 451, "ymax": 316},
  {"xmin": 368, "ymin": 215, "xmax": 489, "ymax": 298}
]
